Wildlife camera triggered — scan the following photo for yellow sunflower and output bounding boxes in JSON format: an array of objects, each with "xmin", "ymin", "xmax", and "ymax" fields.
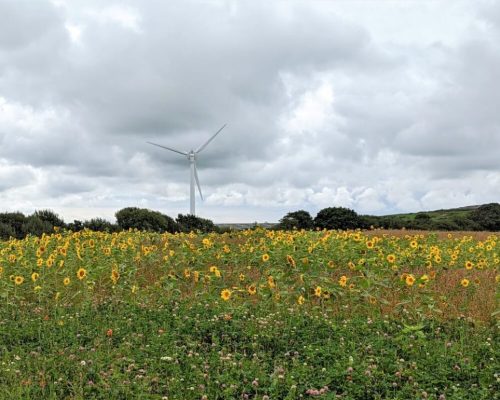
[
  {"xmin": 220, "ymin": 289, "xmax": 231, "ymax": 301},
  {"xmin": 76, "ymin": 268, "xmax": 87, "ymax": 280}
]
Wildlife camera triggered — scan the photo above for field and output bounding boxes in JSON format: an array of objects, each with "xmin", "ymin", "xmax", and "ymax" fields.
[{"xmin": 0, "ymin": 228, "xmax": 498, "ymax": 399}]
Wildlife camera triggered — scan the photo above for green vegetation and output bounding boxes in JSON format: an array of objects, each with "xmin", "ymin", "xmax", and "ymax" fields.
[{"xmin": 1, "ymin": 301, "xmax": 497, "ymax": 399}]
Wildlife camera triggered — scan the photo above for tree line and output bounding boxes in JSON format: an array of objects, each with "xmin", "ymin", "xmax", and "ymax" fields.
[
  {"xmin": 276, "ymin": 203, "xmax": 500, "ymax": 231},
  {"xmin": 1, "ymin": 203, "xmax": 499, "ymax": 240},
  {"xmin": 0, "ymin": 207, "xmax": 218, "ymax": 240}
]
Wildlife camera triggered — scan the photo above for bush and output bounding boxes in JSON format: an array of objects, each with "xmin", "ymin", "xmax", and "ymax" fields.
[
  {"xmin": 0, "ymin": 222, "xmax": 16, "ymax": 240},
  {"xmin": 0, "ymin": 212, "xmax": 27, "ymax": 239},
  {"xmin": 176, "ymin": 214, "xmax": 218, "ymax": 233},
  {"xmin": 277, "ymin": 210, "xmax": 314, "ymax": 230},
  {"xmin": 67, "ymin": 220, "xmax": 84, "ymax": 232},
  {"xmin": 115, "ymin": 207, "xmax": 178, "ymax": 233},
  {"xmin": 33, "ymin": 209, "xmax": 66, "ymax": 228},
  {"xmin": 314, "ymin": 207, "xmax": 362, "ymax": 230},
  {"xmin": 21, "ymin": 216, "xmax": 53, "ymax": 237},
  {"xmin": 83, "ymin": 218, "xmax": 118, "ymax": 232},
  {"xmin": 469, "ymin": 203, "xmax": 500, "ymax": 231}
]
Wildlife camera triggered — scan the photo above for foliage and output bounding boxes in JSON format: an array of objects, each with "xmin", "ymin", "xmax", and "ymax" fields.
[
  {"xmin": 470, "ymin": 203, "xmax": 500, "ymax": 231},
  {"xmin": 33, "ymin": 209, "xmax": 66, "ymax": 228},
  {"xmin": 314, "ymin": 206, "xmax": 362, "ymax": 230},
  {"xmin": 277, "ymin": 210, "xmax": 314, "ymax": 230},
  {"xmin": 0, "ymin": 222, "xmax": 16, "ymax": 240},
  {"xmin": 176, "ymin": 213, "xmax": 218, "ymax": 233},
  {"xmin": 0, "ymin": 212, "xmax": 27, "ymax": 239},
  {"xmin": 21, "ymin": 216, "xmax": 53, "ymax": 237},
  {"xmin": 83, "ymin": 218, "xmax": 119, "ymax": 232},
  {"xmin": 115, "ymin": 207, "xmax": 178, "ymax": 233}
]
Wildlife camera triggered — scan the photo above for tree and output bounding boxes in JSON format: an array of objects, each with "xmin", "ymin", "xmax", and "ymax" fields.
[
  {"xmin": 33, "ymin": 209, "xmax": 66, "ymax": 228},
  {"xmin": 314, "ymin": 207, "xmax": 361, "ymax": 230},
  {"xmin": 21, "ymin": 216, "xmax": 53, "ymax": 237},
  {"xmin": 83, "ymin": 218, "xmax": 118, "ymax": 232},
  {"xmin": 469, "ymin": 203, "xmax": 500, "ymax": 231},
  {"xmin": 277, "ymin": 210, "xmax": 314, "ymax": 230},
  {"xmin": 115, "ymin": 207, "xmax": 178, "ymax": 233},
  {"xmin": 0, "ymin": 212, "xmax": 27, "ymax": 239},
  {"xmin": 176, "ymin": 214, "xmax": 218, "ymax": 233},
  {"xmin": 0, "ymin": 222, "xmax": 16, "ymax": 240}
]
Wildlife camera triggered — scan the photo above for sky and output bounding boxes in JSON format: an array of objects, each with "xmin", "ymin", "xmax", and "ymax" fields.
[{"xmin": 0, "ymin": 0, "xmax": 499, "ymax": 223}]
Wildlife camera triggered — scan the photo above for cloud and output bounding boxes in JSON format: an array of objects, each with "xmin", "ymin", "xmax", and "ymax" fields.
[{"xmin": 0, "ymin": 0, "xmax": 498, "ymax": 222}]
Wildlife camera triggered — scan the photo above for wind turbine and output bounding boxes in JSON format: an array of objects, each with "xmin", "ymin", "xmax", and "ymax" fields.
[{"xmin": 147, "ymin": 124, "xmax": 226, "ymax": 216}]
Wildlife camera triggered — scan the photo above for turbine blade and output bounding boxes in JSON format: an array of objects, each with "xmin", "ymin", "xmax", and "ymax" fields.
[
  {"xmin": 194, "ymin": 163, "xmax": 203, "ymax": 200},
  {"xmin": 147, "ymin": 141, "xmax": 187, "ymax": 156},
  {"xmin": 195, "ymin": 124, "xmax": 226, "ymax": 153}
]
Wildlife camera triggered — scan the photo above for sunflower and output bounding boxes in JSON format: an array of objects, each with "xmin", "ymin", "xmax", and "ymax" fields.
[
  {"xmin": 314, "ymin": 286, "xmax": 322, "ymax": 297},
  {"xmin": 220, "ymin": 289, "xmax": 232, "ymax": 301},
  {"xmin": 366, "ymin": 240, "xmax": 374, "ymax": 249},
  {"xmin": 31, "ymin": 272, "xmax": 39, "ymax": 282},
  {"xmin": 460, "ymin": 278, "xmax": 469, "ymax": 288},
  {"xmin": 76, "ymin": 268, "xmax": 87, "ymax": 280},
  {"xmin": 287, "ymin": 255, "xmax": 296, "ymax": 267},
  {"xmin": 465, "ymin": 261, "xmax": 473, "ymax": 270},
  {"xmin": 267, "ymin": 276, "xmax": 276, "ymax": 289},
  {"xmin": 338, "ymin": 275, "xmax": 348, "ymax": 287},
  {"xmin": 13, "ymin": 275, "xmax": 24, "ymax": 285},
  {"xmin": 387, "ymin": 254, "xmax": 396, "ymax": 263},
  {"xmin": 111, "ymin": 269, "xmax": 120, "ymax": 284},
  {"xmin": 405, "ymin": 274, "xmax": 415, "ymax": 286},
  {"xmin": 410, "ymin": 240, "xmax": 418, "ymax": 249},
  {"xmin": 262, "ymin": 253, "xmax": 270, "ymax": 262},
  {"xmin": 297, "ymin": 295, "xmax": 305, "ymax": 305},
  {"xmin": 63, "ymin": 277, "xmax": 70, "ymax": 286},
  {"xmin": 247, "ymin": 285, "xmax": 257, "ymax": 295}
]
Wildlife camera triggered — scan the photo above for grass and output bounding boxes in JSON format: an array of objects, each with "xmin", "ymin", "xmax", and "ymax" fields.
[{"xmin": 0, "ymin": 228, "xmax": 498, "ymax": 399}]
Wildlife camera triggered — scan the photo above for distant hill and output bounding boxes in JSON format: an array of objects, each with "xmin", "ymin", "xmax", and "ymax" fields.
[{"xmin": 363, "ymin": 203, "xmax": 499, "ymax": 231}]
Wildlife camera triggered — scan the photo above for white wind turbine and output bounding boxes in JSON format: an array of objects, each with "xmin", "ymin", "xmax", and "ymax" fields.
[{"xmin": 147, "ymin": 124, "xmax": 226, "ymax": 216}]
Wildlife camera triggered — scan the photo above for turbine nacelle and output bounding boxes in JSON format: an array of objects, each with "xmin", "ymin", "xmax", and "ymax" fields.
[{"xmin": 147, "ymin": 124, "xmax": 227, "ymax": 215}]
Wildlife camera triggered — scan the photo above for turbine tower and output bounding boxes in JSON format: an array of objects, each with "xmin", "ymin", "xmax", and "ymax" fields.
[{"xmin": 147, "ymin": 124, "xmax": 226, "ymax": 216}]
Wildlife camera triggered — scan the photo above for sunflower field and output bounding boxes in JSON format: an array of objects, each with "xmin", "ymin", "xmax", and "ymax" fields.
[{"xmin": 0, "ymin": 228, "xmax": 498, "ymax": 399}]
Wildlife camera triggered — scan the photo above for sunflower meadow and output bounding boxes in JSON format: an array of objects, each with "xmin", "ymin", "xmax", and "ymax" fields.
[{"xmin": 0, "ymin": 228, "xmax": 498, "ymax": 399}]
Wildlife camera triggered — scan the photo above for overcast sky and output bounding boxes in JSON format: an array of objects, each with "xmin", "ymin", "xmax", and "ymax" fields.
[{"xmin": 1, "ymin": 0, "xmax": 499, "ymax": 223}]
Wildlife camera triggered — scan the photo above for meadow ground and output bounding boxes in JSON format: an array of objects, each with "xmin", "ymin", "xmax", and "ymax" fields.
[{"xmin": 0, "ymin": 228, "xmax": 498, "ymax": 399}]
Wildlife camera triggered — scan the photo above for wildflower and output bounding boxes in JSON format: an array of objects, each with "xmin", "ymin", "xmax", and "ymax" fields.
[
  {"xmin": 14, "ymin": 276, "xmax": 24, "ymax": 285},
  {"xmin": 297, "ymin": 295, "xmax": 305, "ymax": 305},
  {"xmin": 460, "ymin": 278, "xmax": 469, "ymax": 288},
  {"xmin": 314, "ymin": 286, "xmax": 322, "ymax": 297},
  {"xmin": 221, "ymin": 289, "xmax": 231, "ymax": 301},
  {"xmin": 262, "ymin": 253, "xmax": 270, "ymax": 262},
  {"xmin": 405, "ymin": 274, "xmax": 415, "ymax": 286},
  {"xmin": 338, "ymin": 275, "xmax": 348, "ymax": 287}
]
